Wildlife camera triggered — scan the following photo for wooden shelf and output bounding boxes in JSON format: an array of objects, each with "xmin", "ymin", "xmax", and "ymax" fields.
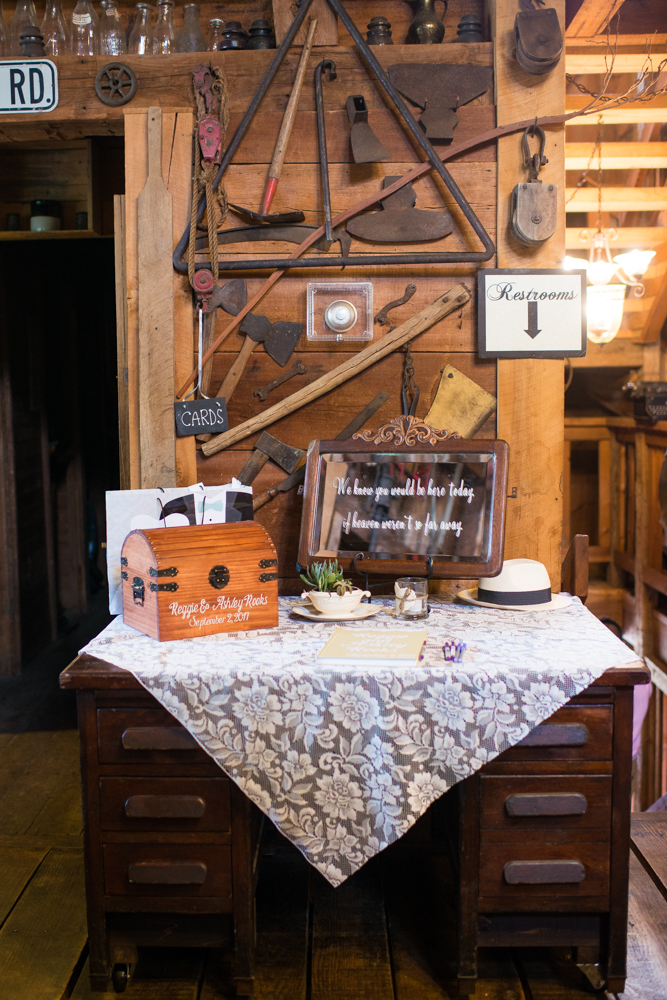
[{"xmin": 0, "ymin": 229, "xmax": 110, "ymax": 241}]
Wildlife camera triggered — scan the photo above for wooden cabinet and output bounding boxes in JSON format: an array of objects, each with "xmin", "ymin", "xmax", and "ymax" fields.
[
  {"xmin": 61, "ymin": 655, "xmax": 261, "ymax": 995},
  {"xmin": 455, "ymin": 665, "xmax": 649, "ymax": 996}
]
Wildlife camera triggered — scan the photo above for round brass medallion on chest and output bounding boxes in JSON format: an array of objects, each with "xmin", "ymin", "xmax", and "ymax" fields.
[{"xmin": 209, "ymin": 565, "xmax": 230, "ymax": 589}]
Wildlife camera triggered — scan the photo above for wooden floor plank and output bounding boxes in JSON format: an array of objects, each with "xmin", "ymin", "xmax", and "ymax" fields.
[
  {"xmin": 620, "ymin": 853, "xmax": 667, "ymax": 1000},
  {"xmin": 26, "ymin": 759, "xmax": 83, "ymax": 838},
  {"xmin": 0, "ymin": 732, "xmax": 56, "ymax": 801},
  {"xmin": 631, "ymin": 812, "xmax": 667, "ymax": 903},
  {"xmin": 72, "ymin": 949, "xmax": 205, "ymax": 999},
  {"xmin": 0, "ymin": 730, "xmax": 80, "ymax": 835},
  {"xmin": 0, "ymin": 845, "xmax": 50, "ymax": 926},
  {"xmin": 311, "ymin": 857, "xmax": 394, "ymax": 1000},
  {"xmin": 514, "ymin": 948, "xmax": 598, "ymax": 999},
  {"xmin": 0, "ymin": 847, "xmax": 87, "ymax": 1000}
]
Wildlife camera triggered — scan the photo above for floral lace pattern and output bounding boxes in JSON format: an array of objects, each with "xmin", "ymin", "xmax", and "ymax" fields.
[{"xmin": 81, "ymin": 597, "xmax": 639, "ymax": 886}]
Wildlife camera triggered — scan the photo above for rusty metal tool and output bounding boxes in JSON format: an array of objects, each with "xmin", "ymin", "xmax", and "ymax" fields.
[
  {"xmin": 254, "ymin": 359, "xmax": 307, "ymax": 401},
  {"xmin": 315, "ymin": 58, "xmax": 337, "ymax": 244},
  {"xmin": 347, "ymin": 176, "xmax": 453, "ymax": 243},
  {"xmin": 228, "ymin": 204, "xmax": 305, "ymax": 225},
  {"xmin": 252, "ymin": 391, "xmax": 390, "ymax": 511},
  {"xmin": 387, "ymin": 63, "xmax": 493, "ymax": 142},
  {"xmin": 206, "ymin": 278, "xmax": 248, "ymax": 316},
  {"xmin": 346, "ymin": 95, "xmax": 389, "ymax": 164},
  {"xmin": 237, "ymin": 430, "xmax": 306, "ymax": 486},
  {"xmin": 260, "ymin": 18, "xmax": 318, "ymax": 217},
  {"xmin": 195, "ymin": 224, "xmax": 351, "ymax": 257},
  {"xmin": 375, "ymin": 283, "xmax": 416, "ymax": 329}
]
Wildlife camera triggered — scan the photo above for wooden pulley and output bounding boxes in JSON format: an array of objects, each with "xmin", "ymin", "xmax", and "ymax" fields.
[
  {"xmin": 513, "ymin": 7, "xmax": 562, "ymax": 76},
  {"xmin": 510, "ymin": 124, "xmax": 557, "ymax": 247}
]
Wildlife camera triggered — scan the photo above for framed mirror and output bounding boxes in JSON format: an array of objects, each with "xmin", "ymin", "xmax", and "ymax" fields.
[{"xmin": 298, "ymin": 417, "xmax": 509, "ymax": 579}]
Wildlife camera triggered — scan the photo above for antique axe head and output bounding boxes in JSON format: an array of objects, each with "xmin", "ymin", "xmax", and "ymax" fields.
[
  {"xmin": 240, "ymin": 314, "xmax": 303, "ymax": 367},
  {"xmin": 387, "ymin": 63, "xmax": 493, "ymax": 141},
  {"xmin": 237, "ymin": 431, "xmax": 306, "ymax": 486},
  {"xmin": 207, "ymin": 278, "xmax": 248, "ymax": 316}
]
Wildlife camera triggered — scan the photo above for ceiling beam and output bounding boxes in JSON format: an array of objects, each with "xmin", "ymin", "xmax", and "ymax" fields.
[
  {"xmin": 566, "ymin": 143, "xmax": 667, "ymax": 169},
  {"xmin": 566, "ymin": 52, "xmax": 665, "ymax": 73},
  {"xmin": 566, "ymin": 95, "xmax": 667, "ymax": 125},
  {"xmin": 565, "ymin": 188, "xmax": 667, "ymax": 211},
  {"xmin": 565, "ymin": 0, "xmax": 626, "ymax": 38},
  {"xmin": 566, "ymin": 227, "xmax": 667, "ymax": 248}
]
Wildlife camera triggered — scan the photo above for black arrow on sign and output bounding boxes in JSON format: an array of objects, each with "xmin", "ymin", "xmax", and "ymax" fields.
[{"xmin": 524, "ymin": 301, "xmax": 541, "ymax": 339}]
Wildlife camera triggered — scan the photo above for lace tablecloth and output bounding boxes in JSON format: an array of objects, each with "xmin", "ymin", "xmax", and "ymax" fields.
[{"xmin": 81, "ymin": 596, "xmax": 639, "ymax": 886}]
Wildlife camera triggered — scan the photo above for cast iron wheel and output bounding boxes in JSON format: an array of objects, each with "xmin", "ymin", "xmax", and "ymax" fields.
[
  {"xmin": 112, "ymin": 963, "xmax": 130, "ymax": 993},
  {"xmin": 95, "ymin": 63, "xmax": 137, "ymax": 107}
]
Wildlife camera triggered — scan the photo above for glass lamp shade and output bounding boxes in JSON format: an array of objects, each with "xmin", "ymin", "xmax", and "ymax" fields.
[
  {"xmin": 586, "ymin": 284, "xmax": 625, "ymax": 344},
  {"xmin": 563, "ymin": 256, "xmax": 588, "ymax": 271},
  {"xmin": 587, "ymin": 258, "xmax": 617, "ymax": 286},
  {"xmin": 612, "ymin": 249, "xmax": 656, "ymax": 278}
]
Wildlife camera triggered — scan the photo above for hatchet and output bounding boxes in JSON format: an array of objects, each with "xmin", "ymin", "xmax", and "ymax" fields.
[{"xmin": 237, "ymin": 431, "xmax": 305, "ymax": 487}]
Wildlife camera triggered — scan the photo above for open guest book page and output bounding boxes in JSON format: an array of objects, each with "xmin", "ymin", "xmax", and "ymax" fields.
[{"xmin": 316, "ymin": 627, "xmax": 428, "ymax": 667}]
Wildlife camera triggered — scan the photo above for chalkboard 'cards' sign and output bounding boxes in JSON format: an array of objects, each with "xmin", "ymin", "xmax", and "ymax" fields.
[
  {"xmin": 478, "ymin": 268, "xmax": 587, "ymax": 359},
  {"xmin": 298, "ymin": 417, "xmax": 508, "ymax": 579},
  {"xmin": 174, "ymin": 398, "xmax": 228, "ymax": 437},
  {"xmin": 0, "ymin": 60, "xmax": 58, "ymax": 114}
]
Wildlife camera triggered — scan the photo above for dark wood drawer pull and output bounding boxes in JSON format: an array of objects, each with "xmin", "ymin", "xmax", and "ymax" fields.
[
  {"xmin": 505, "ymin": 793, "xmax": 588, "ymax": 817},
  {"xmin": 124, "ymin": 795, "xmax": 206, "ymax": 819},
  {"xmin": 127, "ymin": 861, "xmax": 207, "ymax": 885},
  {"xmin": 121, "ymin": 727, "xmax": 199, "ymax": 751},
  {"xmin": 517, "ymin": 723, "xmax": 589, "ymax": 748},
  {"xmin": 504, "ymin": 860, "xmax": 586, "ymax": 884}
]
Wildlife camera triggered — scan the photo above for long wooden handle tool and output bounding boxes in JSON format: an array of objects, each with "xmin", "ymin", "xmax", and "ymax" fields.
[
  {"xmin": 252, "ymin": 390, "xmax": 390, "ymax": 510},
  {"xmin": 138, "ymin": 107, "xmax": 176, "ymax": 487},
  {"xmin": 260, "ymin": 18, "xmax": 318, "ymax": 216},
  {"xmin": 202, "ymin": 284, "xmax": 470, "ymax": 456}
]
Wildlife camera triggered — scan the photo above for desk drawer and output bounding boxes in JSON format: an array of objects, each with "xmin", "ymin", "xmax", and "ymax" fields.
[
  {"xmin": 98, "ymin": 709, "xmax": 209, "ymax": 765},
  {"xmin": 479, "ymin": 841, "xmax": 610, "ymax": 900},
  {"xmin": 480, "ymin": 775, "xmax": 612, "ymax": 833},
  {"xmin": 499, "ymin": 706, "xmax": 613, "ymax": 762},
  {"xmin": 100, "ymin": 777, "xmax": 230, "ymax": 833},
  {"xmin": 103, "ymin": 843, "xmax": 232, "ymax": 897}
]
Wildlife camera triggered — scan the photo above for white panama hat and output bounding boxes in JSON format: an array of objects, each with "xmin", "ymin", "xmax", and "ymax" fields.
[{"xmin": 457, "ymin": 558, "xmax": 572, "ymax": 611}]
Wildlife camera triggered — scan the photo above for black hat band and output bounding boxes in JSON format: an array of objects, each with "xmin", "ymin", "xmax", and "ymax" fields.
[{"xmin": 477, "ymin": 587, "xmax": 552, "ymax": 606}]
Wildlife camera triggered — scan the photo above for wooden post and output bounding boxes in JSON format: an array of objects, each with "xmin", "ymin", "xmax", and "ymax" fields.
[
  {"xmin": 608, "ymin": 433, "xmax": 624, "ymax": 587},
  {"xmin": 491, "ymin": 0, "xmax": 566, "ymax": 590},
  {"xmin": 0, "ymin": 279, "xmax": 20, "ymax": 674},
  {"xmin": 123, "ymin": 108, "xmax": 197, "ymax": 489}
]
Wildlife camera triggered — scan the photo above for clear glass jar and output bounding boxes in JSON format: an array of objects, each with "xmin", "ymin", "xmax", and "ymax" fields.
[
  {"xmin": 177, "ymin": 3, "xmax": 204, "ymax": 52},
  {"xmin": 10, "ymin": 0, "xmax": 38, "ymax": 54},
  {"xmin": 206, "ymin": 17, "xmax": 224, "ymax": 51},
  {"xmin": 152, "ymin": 0, "xmax": 176, "ymax": 54},
  {"xmin": 41, "ymin": 0, "xmax": 67, "ymax": 55},
  {"xmin": 128, "ymin": 2, "xmax": 153, "ymax": 54},
  {"xmin": 69, "ymin": 0, "xmax": 99, "ymax": 55},
  {"xmin": 0, "ymin": 1, "xmax": 9, "ymax": 56},
  {"xmin": 100, "ymin": 0, "xmax": 126, "ymax": 55}
]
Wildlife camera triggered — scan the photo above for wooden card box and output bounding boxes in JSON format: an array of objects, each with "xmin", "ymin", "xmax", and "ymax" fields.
[{"xmin": 121, "ymin": 523, "xmax": 279, "ymax": 640}]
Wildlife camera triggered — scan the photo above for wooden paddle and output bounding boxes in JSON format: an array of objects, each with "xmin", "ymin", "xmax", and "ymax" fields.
[{"xmin": 138, "ymin": 107, "xmax": 176, "ymax": 487}]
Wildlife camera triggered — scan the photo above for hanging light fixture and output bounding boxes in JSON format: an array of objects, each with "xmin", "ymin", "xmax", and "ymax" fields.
[{"xmin": 564, "ymin": 121, "xmax": 656, "ymax": 344}]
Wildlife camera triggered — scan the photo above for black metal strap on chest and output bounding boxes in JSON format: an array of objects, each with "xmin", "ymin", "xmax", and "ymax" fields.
[
  {"xmin": 149, "ymin": 566, "xmax": 179, "ymax": 577},
  {"xmin": 149, "ymin": 582, "xmax": 179, "ymax": 592}
]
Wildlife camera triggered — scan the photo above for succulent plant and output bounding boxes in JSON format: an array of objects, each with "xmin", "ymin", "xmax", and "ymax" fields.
[{"xmin": 299, "ymin": 559, "xmax": 354, "ymax": 596}]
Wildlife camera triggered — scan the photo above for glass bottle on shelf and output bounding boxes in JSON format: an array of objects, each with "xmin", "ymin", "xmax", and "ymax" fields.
[
  {"xmin": 177, "ymin": 3, "xmax": 204, "ymax": 52},
  {"xmin": 0, "ymin": 2, "xmax": 9, "ymax": 56},
  {"xmin": 153, "ymin": 0, "xmax": 176, "ymax": 54},
  {"xmin": 128, "ymin": 2, "xmax": 153, "ymax": 54},
  {"xmin": 100, "ymin": 0, "xmax": 126, "ymax": 54},
  {"xmin": 69, "ymin": 0, "xmax": 99, "ymax": 55},
  {"xmin": 206, "ymin": 17, "xmax": 224, "ymax": 51},
  {"xmin": 10, "ymin": 0, "xmax": 38, "ymax": 54},
  {"xmin": 41, "ymin": 0, "xmax": 67, "ymax": 55}
]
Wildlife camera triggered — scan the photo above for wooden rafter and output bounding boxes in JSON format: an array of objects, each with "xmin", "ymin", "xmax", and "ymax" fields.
[
  {"xmin": 566, "ymin": 227, "xmax": 667, "ymax": 249},
  {"xmin": 566, "ymin": 143, "xmax": 667, "ymax": 170},
  {"xmin": 566, "ymin": 52, "xmax": 665, "ymax": 73},
  {"xmin": 566, "ymin": 95, "xmax": 667, "ymax": 125},
  {"xmin": 565, "ymin": 0, "xmax": 626, "ymax": 38},
  {"xmin": 565, "ymin": 188, "xmax": 667, "ymax": 212}
]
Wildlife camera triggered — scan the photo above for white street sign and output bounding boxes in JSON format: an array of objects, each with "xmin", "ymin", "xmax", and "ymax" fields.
[
  {"xmin": 478, "ymin": 269, "xmax": 587, "ymax": 358},
  {"xmin": 0, "ymin": 60, "xmax": 58, "ymax": 114}
]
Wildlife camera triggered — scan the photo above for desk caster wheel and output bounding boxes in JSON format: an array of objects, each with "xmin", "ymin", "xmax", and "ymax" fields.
[{"xmin": 112, "ymin": 963, "xmax": 130, "ymax": 993}]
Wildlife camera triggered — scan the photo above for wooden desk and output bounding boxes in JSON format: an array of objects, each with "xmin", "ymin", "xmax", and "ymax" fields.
[
  {"xmin": 454, "ymin": 664, "xmax": 649, "ymax": 996},
  {"xmin": 61, "ymin": 654, "xmax": 262, "ymax": 996}
]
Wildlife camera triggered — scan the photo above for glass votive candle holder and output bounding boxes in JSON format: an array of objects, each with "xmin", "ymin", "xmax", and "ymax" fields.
[{"xmin": 395, "ymin": 577, "xmax": 428, "ymax": 620}]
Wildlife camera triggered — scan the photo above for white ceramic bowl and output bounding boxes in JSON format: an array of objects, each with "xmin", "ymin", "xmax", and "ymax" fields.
[{"xmin": 302, "ymin": 587, "xmax": 370, "ymax": 614}]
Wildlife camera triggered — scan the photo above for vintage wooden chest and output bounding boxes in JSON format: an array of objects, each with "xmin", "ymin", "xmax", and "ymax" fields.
[{"xmin": 121, "ymin": 522, "xmax": 279, "ymax": 640}]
